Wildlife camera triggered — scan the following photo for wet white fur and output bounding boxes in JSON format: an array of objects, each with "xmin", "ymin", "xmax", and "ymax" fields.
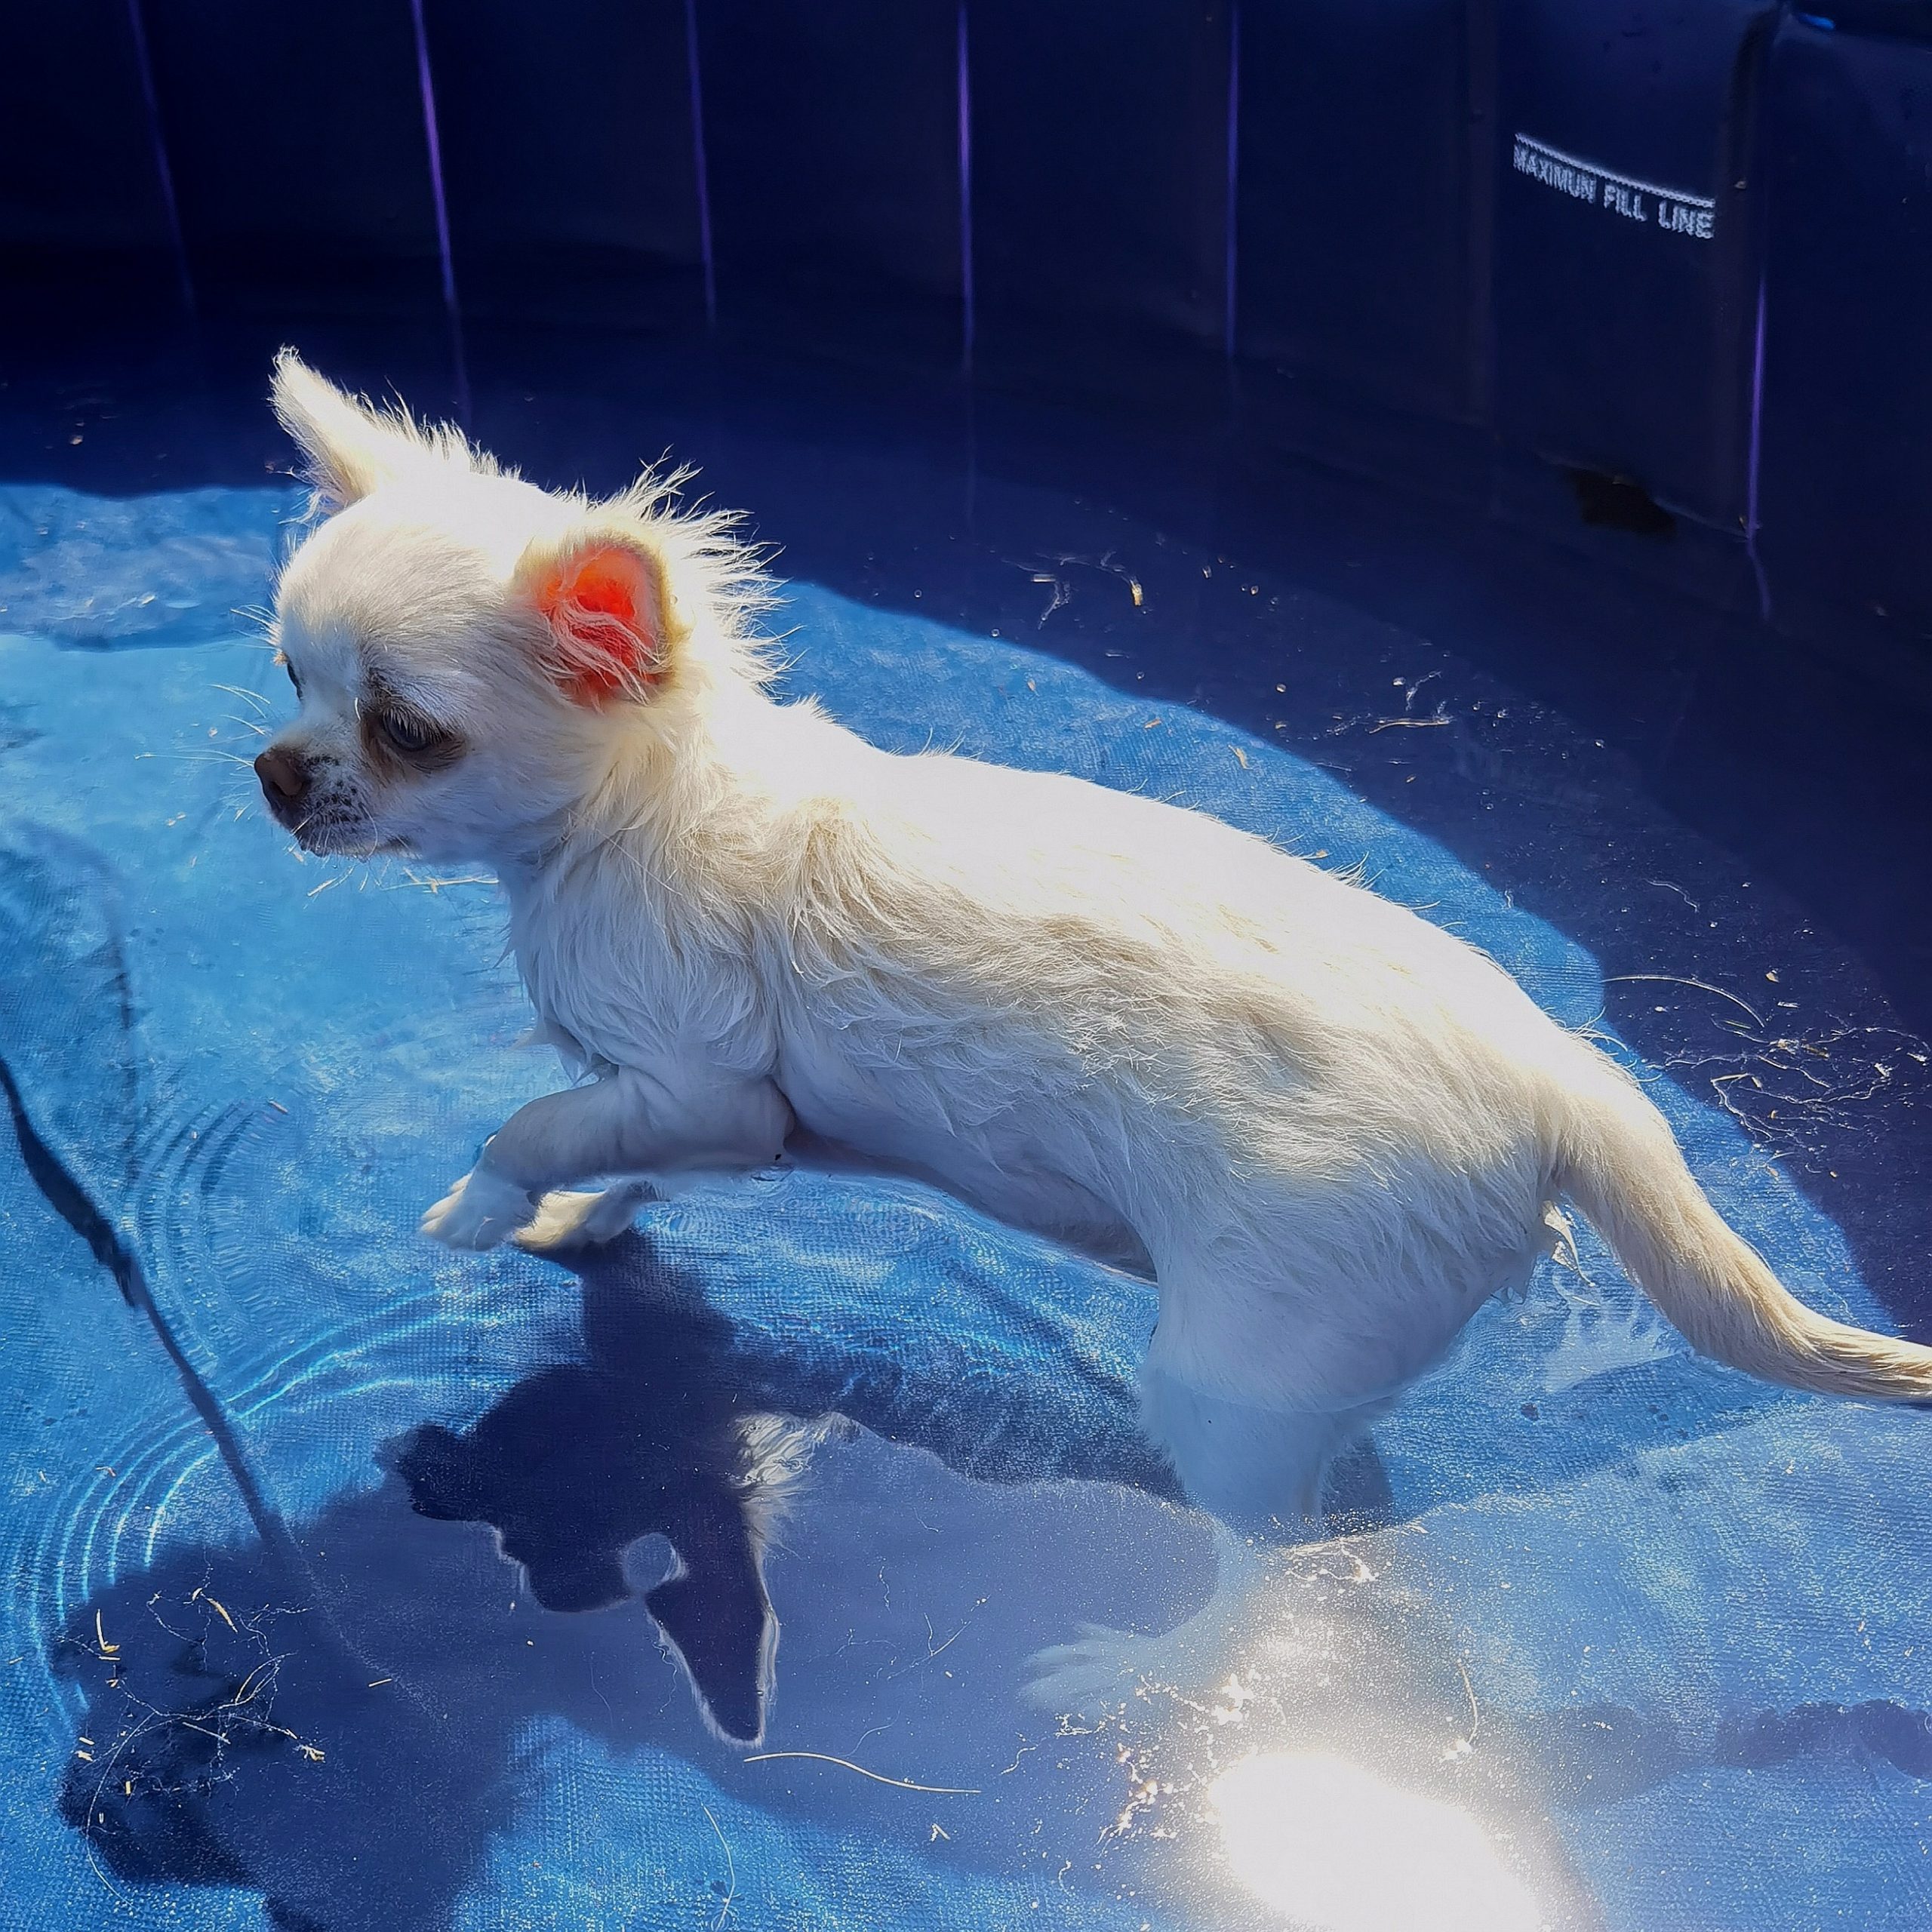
[{"xmin": 262, "ymin": 353, "xmax": 1932, "ymax": 1537}]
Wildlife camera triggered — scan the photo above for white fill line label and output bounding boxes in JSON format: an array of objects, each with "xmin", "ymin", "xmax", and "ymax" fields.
[{"xmin": 1512, "ymin": 133, "xmax": 1716, "ymax": 240}]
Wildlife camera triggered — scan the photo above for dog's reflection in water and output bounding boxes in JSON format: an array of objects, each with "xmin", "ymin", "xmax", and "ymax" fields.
[{"xmin": 386, "ymin": 1231, "xmax": 827, "ymax": 1746}]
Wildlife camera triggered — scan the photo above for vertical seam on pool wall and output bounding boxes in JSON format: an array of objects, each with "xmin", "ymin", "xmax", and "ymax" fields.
[
  {"xmin": 408, "ymin": 0, "xmax": 469, "ymax": 420},
  {"xmin": 1732, "ymin": 11, "xmax": 1777, "ymax": 621},
  {"xmin": 1746, "ymin": 272, "xmax": 1772, "ymax": 620},
  {"xmin": 958, "ymin": 1, "xmax": 976, "ymax": 374},
  {"xmin": 122, "ymin": 0, "xmax": 195, "ymax": 315},
  {"xmin": 1463, "ymin": 0, "xmax": 1500, "ymax": 429},
  {"xmin": 1223, "ymin": 0, "xmax": 1241, "ymax": 365},
  {"xmin": 685, "ymin": 0, "xmax": 718, "ymax": 331}
]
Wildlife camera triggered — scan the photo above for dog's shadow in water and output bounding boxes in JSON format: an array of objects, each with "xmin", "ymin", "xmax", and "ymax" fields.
[
  {"xmin": 383, "ymin": 1230, "xmax": 808, "ymax": 1748},
  {"xmin": 384, "ymin": 1226, "xmax": 1393, "ymax": 1744}
]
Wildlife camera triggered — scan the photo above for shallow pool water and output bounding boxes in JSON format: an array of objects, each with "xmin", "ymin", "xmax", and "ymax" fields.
[{"xmin": 2, "ymin": 327, "xmax": 1929, "ymax": 1931}]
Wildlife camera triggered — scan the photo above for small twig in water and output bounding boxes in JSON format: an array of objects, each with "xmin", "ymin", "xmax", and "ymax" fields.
[
  {"xmin": 1442, "ymin": 1657, "xmax": 1481, "ymax": 1761},
  {"xmin": 741, "ymin": 1750, "xmax": 980, "ymax": 1795},
  {"xmin": 1604, "ymin": 973, "xmax": 1767, "ymax": 1029},
  {"xmin": 701, "ymin": 1804, "xmax": 735, "ymax": 1929}
]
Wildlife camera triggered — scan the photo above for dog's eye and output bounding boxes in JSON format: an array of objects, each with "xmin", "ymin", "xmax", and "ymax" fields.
[
  {"xmin": 377, "ymin": 709, "xmax": 447, "ymax": 755},
  {"xmin": 275, "ymin": 649, "xmax": 302, "ymax": 699}
]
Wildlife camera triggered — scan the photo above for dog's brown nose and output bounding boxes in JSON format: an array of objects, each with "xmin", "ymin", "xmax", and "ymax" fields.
[{"xmin": 254, "ymin": 744, "xmax": 312, "ymax": 806}]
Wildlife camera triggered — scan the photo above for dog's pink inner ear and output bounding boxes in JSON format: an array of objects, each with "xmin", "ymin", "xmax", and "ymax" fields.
[{"xmin": 532, "ymin": 543, "xmax": 663, "ymax": 703}]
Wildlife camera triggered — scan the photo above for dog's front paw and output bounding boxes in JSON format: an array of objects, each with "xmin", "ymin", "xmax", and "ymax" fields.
[
  {"xmin": 513, "ymin": 1180, "xmax": 653, "ymax": 1253},
  {"xmin": 420, "ymin": 1167, "xmax": 536, "ymax": 1251},
  {"xmin": 1023, "ymin": 1624, "xmax": 1164, "ymax": 1724}
]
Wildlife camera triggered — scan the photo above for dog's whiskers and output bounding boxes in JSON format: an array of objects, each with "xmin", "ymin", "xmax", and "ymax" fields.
[
  {"xmin": 211, "ymin": 682, "xmax": 273, "ymax": 717},
  {"xmin": 177, "ymin": 749, "xmax": 260, "ymax": 770}
]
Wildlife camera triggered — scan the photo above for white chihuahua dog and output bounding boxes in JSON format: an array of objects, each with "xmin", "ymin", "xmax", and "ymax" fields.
[{"xmin": 257, "ymin": 352, "xmax": 1930, "ymax": 1533}]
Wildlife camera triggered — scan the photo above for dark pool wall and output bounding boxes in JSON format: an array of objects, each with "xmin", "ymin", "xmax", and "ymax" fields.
[{"xmin": 4, "ymin": 2, "xmax": 1927, "ymax": 651}]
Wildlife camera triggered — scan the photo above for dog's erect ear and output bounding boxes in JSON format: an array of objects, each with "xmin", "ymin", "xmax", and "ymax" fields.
[
  {"xmin": 271, "ymin": 348, "xmax": 466, "ymax": 512},
  {"xmin": 512, "ymin": 528, "xmax": 668, "ymax": 705}
]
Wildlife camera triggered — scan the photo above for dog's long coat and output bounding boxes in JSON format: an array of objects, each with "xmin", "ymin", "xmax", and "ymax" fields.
[{"xmin": 258, "ymin": 354, "xmax": 1932, "ymax": 1532}]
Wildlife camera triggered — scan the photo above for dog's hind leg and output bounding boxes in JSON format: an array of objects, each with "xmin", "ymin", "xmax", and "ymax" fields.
[
  {"xmin": 1023, "ymin": 1373, "xmax": 1396, "ymax": 1721},
  {"xmin": 1140, "ymin": 1367, "xmax": 1393, "ymax": 1540}
]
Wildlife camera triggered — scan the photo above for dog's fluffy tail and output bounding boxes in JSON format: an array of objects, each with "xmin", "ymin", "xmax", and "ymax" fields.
[{"xmin": 1556, "ymin": 1066, "xmax": 1932, "ymax": 1401}]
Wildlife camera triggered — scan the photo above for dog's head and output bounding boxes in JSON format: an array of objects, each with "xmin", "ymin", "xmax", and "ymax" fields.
[{"xmin": 255, "ymin": 352, "xmax": 769, "ymax": 864}]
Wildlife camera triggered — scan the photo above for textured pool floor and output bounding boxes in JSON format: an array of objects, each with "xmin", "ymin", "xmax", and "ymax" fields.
[{"xmin": 2, "ymin": 328, "xmax": 1928, "ymax": 1931}]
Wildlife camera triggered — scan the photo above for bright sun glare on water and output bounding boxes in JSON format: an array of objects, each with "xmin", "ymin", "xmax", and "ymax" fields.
[{"xmin": 1211, "ymin": 1751, "xmax": 1543, "ymax": 1932}]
